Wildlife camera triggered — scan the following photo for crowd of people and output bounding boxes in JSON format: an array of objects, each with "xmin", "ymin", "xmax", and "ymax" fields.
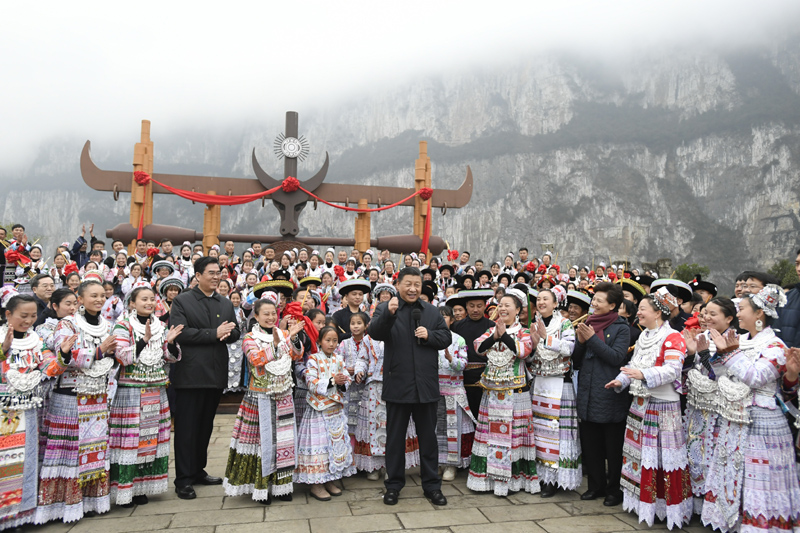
[{"xmin": 0, "ymin": 221, "xmax": 799, "ymax": 533}]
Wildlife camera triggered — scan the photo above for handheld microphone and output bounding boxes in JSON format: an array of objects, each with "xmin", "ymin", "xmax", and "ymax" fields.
[{"xmin": 411, "ymin": 308, "xmax": 422, "ymax": 346}]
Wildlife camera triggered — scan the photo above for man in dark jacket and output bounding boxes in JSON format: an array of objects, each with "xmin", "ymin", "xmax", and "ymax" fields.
[
  {"xmin": 169, "ymin": 256, "xmax": 240, "ymax": 499},
  {"xmin": 30, "ymin": 273, "xmax": 55, "ymax": 328},
  {"xmin": 450, "ymin": 289, "xmax": 495, "ymax": 418},
  {"xmin": 369, "ymin": 267, "xmax": 451, "ymax": 507},
  {"xmin": 572, "ymin": 282, "xmax": 630, "ymax": 507}
]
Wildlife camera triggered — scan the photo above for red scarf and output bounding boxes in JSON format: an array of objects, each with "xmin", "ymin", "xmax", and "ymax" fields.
[{"xmin": 585, "ymin": 311, "xmax": 619, "ymax": 341}]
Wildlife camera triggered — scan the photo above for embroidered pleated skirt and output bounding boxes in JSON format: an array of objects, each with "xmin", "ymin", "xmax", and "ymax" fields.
[
  {"xmin": 467, "ymin": 388, "xmax": 539, "ymax": 496},
  {"xmin": 108, "ymin": 386, "xmax": 171, "ymax": 504},
  {"xmin": 294, "ymin": 402, "xmax": 356, "ymax": 484},
  {"xmin": 531, "ymin": 379, "xmax": 582, "ymax": 490},
  {"xmin": 35, "ymin": 392, "xmax": 111, "ymax": 524},
  {"xmin": 223, "ymin": 391, "xmax": 296, "ymax": 499},
  {"xmin": 0, "ymin": 407, "xmax": 38, "ymax": 530},
  {"xmin": 621, "ymin": 397, "xmax": 692, "ymax": 530},
  {"xmin": 702, "ymin": 407, "xmax": 800, "ymax": 533},
  {"xmin": 436, "ymin": 394, "xmax": 474, "ymax": 468}
]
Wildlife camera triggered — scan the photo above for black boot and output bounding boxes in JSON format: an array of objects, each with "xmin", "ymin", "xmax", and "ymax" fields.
[{"xmin": 540, "ymin": 483, "xmax": 557, "ymax": 498}]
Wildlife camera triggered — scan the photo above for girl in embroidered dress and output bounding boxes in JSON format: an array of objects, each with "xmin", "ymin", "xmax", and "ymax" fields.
[
  {"xmin": 467, "ymin": 292, "xmax": 538, "ymax": 496},
  {"xmin": 335, "ymin": 313, "xmax": 370, "ymax": 441},
  {"xmin": 295, "ymin": 326, "xmax": 356, "ymax": 501},
  {"xmin": 352, "ymin": 312, "xmax": 420, "ymax": 481},
  {"xmin": 606, "ymin": 290, "xmax": 692, "ymax": 530},
  {"xmin": 700, "ymin": 285, "xmax": 800, "ymax": 533},
  {"xmin": 0, "ymin": 294, "xmax": 60, "ymax": 530},
  {"xmin": 435, "ymin": 306, "xmax": 475, "ymax": 482},
  {"xmin": 223, "ymin": 299, "xmax": 304, "ymax": 504},
  {"xmin": 681, "ymin": 296, "xmax": 738, "ymax": 515},
  {"xmin": 109, "ymin": 286, "xmax": 182, "ymax": 507},
  {"xmin": 529, "ymin": 286, "xmax": 580, "ymax": 498},
  {"xmin": 36, "ymin": 279, "xmax": 118, "ymax": 524},
  {"xmin": 35, "ymin": 289, "xmax": 79, "ymax": 462}
]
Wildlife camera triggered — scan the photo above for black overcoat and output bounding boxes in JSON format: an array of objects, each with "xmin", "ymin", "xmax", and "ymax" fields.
[
  {"xmin": 170, "ymin": 287, "xmax": 241, "ymax": 389},
  {"xmin": 369, "ymin": 298, "xmax": 451, "ymax": 403}
]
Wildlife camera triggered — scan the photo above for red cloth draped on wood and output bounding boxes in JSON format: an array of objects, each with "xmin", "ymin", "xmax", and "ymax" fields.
[{"xmin": 131, "ymin": 171, "xmax": 434, "ymax": 252}]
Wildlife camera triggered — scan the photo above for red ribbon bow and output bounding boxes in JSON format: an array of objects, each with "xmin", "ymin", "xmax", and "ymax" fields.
[
  {"xmin": 133, "ymin": 171, "xmax": 151, "ymax": 186},
  {"xmin": 64, "ymin": 263, "xmax": 79, "ymax": 276},
  {"xmin": 447, "ymin": 250, "xmax": 459, "ymax": 261},
  {"xmin": 525, "ymin": 262, "xmax": 536, "ymax": 272},
  {"xmin": 4, "ymin": 250, "xmax": 30, "ymax": 265},
  {"xmin": 419, "ymin": 187, "xmax": 433, "ymax": 201}
]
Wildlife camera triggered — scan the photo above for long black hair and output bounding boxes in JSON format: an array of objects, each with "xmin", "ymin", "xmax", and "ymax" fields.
[{"xmin": 43, "ymin": 288, "xmax": 77, "ymax": 320}]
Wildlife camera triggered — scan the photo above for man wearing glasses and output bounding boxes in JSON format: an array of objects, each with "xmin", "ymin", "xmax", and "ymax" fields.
[{"xmin": 170, "ymin": 256, "xmax": 241, "ymax": 499}]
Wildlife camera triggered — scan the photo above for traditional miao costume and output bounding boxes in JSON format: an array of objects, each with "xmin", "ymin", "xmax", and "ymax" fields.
[
  {"xmin": 467, "ymin": 322, "xmax": 538, "ymax": 496},
  {"xmin": 108, "ymin": 312, "xmax": 179, "ymax": 505},
  {"xmin": 352, "ymin": 336, "xmax": 420, "ymax": 473},
  {"xmin": 335, "ymin": 336, "xmax": 368, "ymax": 439},
  {"xmin": 436, "ymin": 331, "xmax": 475, "ymax": 469},
  {"xmin": 224, "ymin": 325, "xmax": 301, "ymax": 500},
  {"xmin": 0, "ymin": 325, "xmax": 57, "ymax": 530},
  {"xmin": 36, "ymin": 311, "xmax": 116, "ymax": 524},
  {"xmin": 701, "ymin": 326, "xmax": 800, "ymax": 532},
  {"xmin": 684, "ymin": 329, "xmax": 723, "ymax": 514},
  {"xmin": 614, "ymin": 323, "xmax": 692, "ymax": 529},
  {"xmin": 294, "ymin": 349, "xmax": 356, "ymax": 484},
  {"xmin": 529, "ymin": 314, "xmax": 581, "ymax": 490}
]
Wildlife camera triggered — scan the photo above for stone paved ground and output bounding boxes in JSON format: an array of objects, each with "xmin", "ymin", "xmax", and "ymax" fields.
[{"xmin": 30, "ymin": 414, "xmax": 715, "ymax": 533}]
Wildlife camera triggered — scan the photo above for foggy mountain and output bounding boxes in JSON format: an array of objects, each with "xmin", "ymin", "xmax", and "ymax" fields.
[{"xmin": 3, "ymin": 33, "xmax": 800, "ymax": 290}]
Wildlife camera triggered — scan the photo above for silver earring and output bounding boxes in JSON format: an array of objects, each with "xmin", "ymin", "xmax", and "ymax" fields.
[
  {"xmin": 78, "ymin": 305, "xmax": 85, "ymax": 315},
  {"xmin": 755, "ymin": 319, "xmax": 763, "ymax": 332}
]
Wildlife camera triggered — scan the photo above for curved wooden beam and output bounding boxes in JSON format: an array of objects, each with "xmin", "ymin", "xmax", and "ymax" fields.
[{"xmin": 81, "ymin": 140, "xmax": 473, "ymax": 208}]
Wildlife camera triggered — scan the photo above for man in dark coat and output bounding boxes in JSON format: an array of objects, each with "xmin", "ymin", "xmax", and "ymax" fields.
[
  {"xmin": 572, "ymin": 282, "xmax": 630, "ymax": 507},
  {"xmin": 169, "ymin": 256, "xmax": 240, "ymax": 499},
  {"xmin": 450, "ymin": 289, "xmax": 495, "ymax": 418},
  {"xmin": 30, "ymin": 273, "xmax": 55, "ymax": 328},
  {"xmin": 369, "ymin": 267, "xmax": 451, "ymax": 507}
]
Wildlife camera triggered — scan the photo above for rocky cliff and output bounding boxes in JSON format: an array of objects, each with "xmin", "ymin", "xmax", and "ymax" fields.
[{"xmin": 3, "ymin": 34, "xmax": 800, "ymax": 291}]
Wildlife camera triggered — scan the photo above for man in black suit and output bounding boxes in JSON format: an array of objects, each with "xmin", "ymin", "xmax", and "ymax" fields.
[
  {"xmin": 369, "ymin": 267, "xmax": 452, "ymax": 507},
  {"xmin": 169, "ymin": 256, "xmax": 240, "ymax": 499}
]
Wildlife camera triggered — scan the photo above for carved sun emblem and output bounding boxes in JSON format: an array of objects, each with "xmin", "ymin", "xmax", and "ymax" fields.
[{"xmin": 274, "ymin": 134, "xmax": 309, "ymax": 161}]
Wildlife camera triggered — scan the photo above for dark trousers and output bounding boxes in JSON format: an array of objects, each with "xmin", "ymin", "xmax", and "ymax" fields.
[
  {"xmin": 464, "ymin": 385, "xmax": 483, "ymax": 423},
  {"xmin": 385, "ymin": 401, "xmax": 440, "ymax": 492},
  {"xmin": 579, "ymin": 420, "xmax": 626, "ymax": 496},
  {"xmin": 173, "ymin": 388, "xmax": 223, "ymax": 488}
]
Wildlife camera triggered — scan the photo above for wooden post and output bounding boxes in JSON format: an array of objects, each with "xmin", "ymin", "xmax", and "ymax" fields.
[
  {"xmin": 413, "ymin": 141, "xmax": 431, "ymax": 241},
  {"xmin": 202, "ymin": 192, "xmax": 221, "ymax": 254},
  {"xmin": 355, "ymin": 198, "xmax": 370, "ymax": 252},
  {"xmin": 129, "ymin": 120, "xmax": 154, "ymax": 254}
]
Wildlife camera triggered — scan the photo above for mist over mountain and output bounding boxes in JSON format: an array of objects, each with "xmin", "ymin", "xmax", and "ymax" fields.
[{"xmin": 3, "ymin": 32, "xmax": 800, "ymax": 291}]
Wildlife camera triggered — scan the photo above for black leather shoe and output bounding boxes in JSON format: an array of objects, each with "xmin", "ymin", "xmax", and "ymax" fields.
[
  {"xmin": 383, "ymin": 489, "xmax": 399, "ymax": 505},
  {"xmin": 175, "ymin": 485, "xmax": 197, "ymax": 500},
  {"xmin": 260, "ymin": 494, "xmax": 272, "ymax": 505},
  {"xmin": 423, "ymin": 489, "xmax": 448, "ymax": 506},
  {"xmin": 196, "ymin": 475, "xmax": 223, "ymax": 485},
  {"xmin": 580, "ymin": 489, "xmax": 605, "ymax": 501},
  {"xmin": 277, "ymin": 493, "xmax": 293, "ymax": 502},
  {"xmin": 133, "ymin": 495, "xmax": 149, "ymax": 505},
  {"xmin": 603, "ymin": 492, "xmax": 623, "ymax": 507},
  {"xmin": 540, "ymin": 483, "xmax": 557, "ymax": 498}
]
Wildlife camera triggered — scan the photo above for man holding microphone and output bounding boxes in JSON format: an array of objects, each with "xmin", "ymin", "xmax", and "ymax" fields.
[{"xmin": 369, "ymin": 267, "xmax": 452, "ymax": 506}]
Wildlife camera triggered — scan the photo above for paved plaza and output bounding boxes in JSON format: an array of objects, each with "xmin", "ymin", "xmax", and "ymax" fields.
[{"xmin": 30, "ymin": 414, "xmax": 715, "ymax": 533}]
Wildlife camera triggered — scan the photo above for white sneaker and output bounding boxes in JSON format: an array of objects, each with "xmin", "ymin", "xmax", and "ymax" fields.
[
  {"xmin": 442, "ymin": 466, "xmax": 457, "ymax": 481},
  {"xmin": 366, "ymin": 470, "xmax": 381, "ymax": 481}
]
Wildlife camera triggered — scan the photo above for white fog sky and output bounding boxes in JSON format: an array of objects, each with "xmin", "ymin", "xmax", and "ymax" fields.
[{"xmin": 1, "ymin": 0, "xmax": 798, "ymax": 169}]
